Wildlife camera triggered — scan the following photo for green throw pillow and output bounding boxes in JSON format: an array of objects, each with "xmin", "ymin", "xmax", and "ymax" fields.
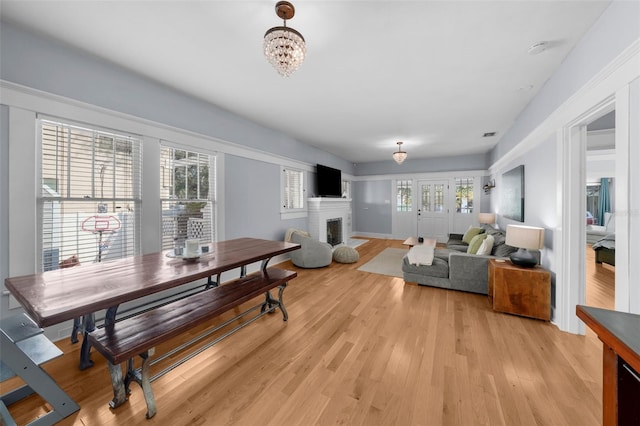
[
  {"xmin": 462, "ymin": 226, "xmax": 483, "ymax": 244},
  {"xmin": 467, "ymin": 234, "xmax": 488, "ymax": 254}
]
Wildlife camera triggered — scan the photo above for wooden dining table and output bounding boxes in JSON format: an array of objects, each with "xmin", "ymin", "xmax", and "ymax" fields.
[
  {"xmin": 6, "ymin": 237, "xmax": 299, "ymax": 365},
  {"xmin": 2, "ymin": 238, "xmax": 299, "ymax": 424}
]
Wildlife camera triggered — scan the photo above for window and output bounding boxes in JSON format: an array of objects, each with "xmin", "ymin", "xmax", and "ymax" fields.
[
  {"xmin": 342, "ymin": 179, "xmax": 351, "ymax": 199},
  {"xmin": 396, "ymin": 180, "xmax": 412, "ymax": 211},
  {"xmin": 586, "ymin": 184, "xmax": 601, "ymax": 224},
  {"xmin": 455, "ymin": 178, "xmax": 474, "ymax": 213},
  {"xmin": 39, "ymin": 119, "xmax": 142, "ymax": 271},
  {"xmin": 282, "ymin": 167, "xmax": 304, "ymax": 210},
  {"xmin": 160, "ymin": 146, "xmax": 215, "ymax": 250}
]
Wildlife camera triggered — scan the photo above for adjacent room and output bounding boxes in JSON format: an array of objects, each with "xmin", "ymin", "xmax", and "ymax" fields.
[{"xmin": 1, "ymin": 1, "xmax": 639, "ymax": 425}]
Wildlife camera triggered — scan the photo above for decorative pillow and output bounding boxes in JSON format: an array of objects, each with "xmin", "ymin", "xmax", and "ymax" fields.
[
  {"xmin": 467, "ymin": 234, "xmax": 488, "ymax": 254},
  {"xmin": 476, "ymin": 235, "xmax": 495, "ymax": 256},
  {"xmin": 462, "ymin": 226, "xmax": 483, "ymax": 244}
]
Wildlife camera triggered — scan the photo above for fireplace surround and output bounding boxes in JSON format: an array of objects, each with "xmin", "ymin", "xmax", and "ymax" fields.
[{"xmin": 307, "ymin": 198, "xmax": 351, "ymax": 246}]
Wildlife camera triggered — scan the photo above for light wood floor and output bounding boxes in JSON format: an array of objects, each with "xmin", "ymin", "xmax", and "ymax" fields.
[{"xmin": 5, "ymin": 239, "xmax": 613, "ymax": 425}]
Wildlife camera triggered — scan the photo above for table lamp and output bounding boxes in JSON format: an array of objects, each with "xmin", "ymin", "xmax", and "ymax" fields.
[
  {"xmin": 478, "ymin": 213, "xmax": 496, "ymax": 226},
  {"xmin": 505, "ymin": 224, "xmax": 544, "ymax": 267}
]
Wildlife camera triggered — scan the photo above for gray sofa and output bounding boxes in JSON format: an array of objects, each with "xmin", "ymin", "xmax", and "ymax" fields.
[{"xmin": 402, "ymin": 226, "xmax": 537, "ymax": 295}]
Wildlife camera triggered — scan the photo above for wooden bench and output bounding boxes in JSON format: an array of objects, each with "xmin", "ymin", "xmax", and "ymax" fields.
[{"xmin": 88, "ymin": 267, "xmax": 297, "ymax": 419}]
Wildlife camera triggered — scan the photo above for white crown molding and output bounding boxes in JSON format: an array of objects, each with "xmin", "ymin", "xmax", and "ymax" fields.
[{"xmin": 489, "ymin": 39, "xmax": 640, "ymax": 174}]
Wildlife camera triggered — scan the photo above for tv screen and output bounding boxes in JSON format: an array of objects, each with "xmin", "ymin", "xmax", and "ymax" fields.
[{"xmin": 316, "ymin": 164, "xmax": 342, "ymax": 197}]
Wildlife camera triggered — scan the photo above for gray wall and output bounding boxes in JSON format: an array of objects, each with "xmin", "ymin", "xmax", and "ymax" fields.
[
  {"xmin": 353, "ymin": 180, "xmax": 392, "ymax": 235},
  {"xmin": 494, "ymin": 136, "xmax": 558, "ymax": 254},
  {"xmin": 225, "ymin": 155, "xmax": 307, "ymax": 241}
]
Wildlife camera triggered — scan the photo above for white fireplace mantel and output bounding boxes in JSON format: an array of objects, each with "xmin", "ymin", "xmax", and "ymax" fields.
[{"xmin": 307, "ymin": 198, "xmax": 352, "ymax": 245}]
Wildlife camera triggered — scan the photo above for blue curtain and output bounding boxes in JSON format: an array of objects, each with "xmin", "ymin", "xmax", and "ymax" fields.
[{"xmin": 598, "ymin": 178, "xmax": 610, "ymax": 226}]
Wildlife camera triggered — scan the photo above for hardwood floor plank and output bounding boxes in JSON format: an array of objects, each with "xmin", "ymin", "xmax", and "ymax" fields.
[{"xmin": 4, "ymin": 238, "xmax": 611, "ymax": 425}]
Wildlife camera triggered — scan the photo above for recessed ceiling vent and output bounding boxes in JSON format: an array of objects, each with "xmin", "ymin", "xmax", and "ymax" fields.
[
  {"xmin": 483, "ymin": 132, "xmax": 497, "ymax": 137},
  {"xmin": 528, "ymin": 41, "xmax": 548, "ymax": 55}
]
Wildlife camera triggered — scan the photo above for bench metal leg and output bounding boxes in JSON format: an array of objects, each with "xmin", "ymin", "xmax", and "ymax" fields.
[
  {"xmin": 107, "ymin": 361, "xmax": 128, "ymax": 409},
  {"xmin": 139, "ymin": 351, "xmax": 157, "ymax": 418},
  {"xmin": 261, "ymin": 283, "xmax": 288, "ymax": 321},
  {"xmin": 108, "ymin": 351, "xmax": 157, "ymax": 419}
]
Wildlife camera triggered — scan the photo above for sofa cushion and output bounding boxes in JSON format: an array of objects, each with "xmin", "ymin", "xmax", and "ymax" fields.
[
  {"xmin": 462, "ymin": 226, "xmax": 483, "ymax": 244},
  {"xmin": 402, "ymin": 255, "xmax": 449, "ymax": 278},
  {"xmin": 434, "ymin": 248, "xmax": 454, "ymax": 261},
  {"xmin": 492, "ymin": 243, "xmax": 518, "ymax": 257},
  {"xmin": 467, "ymin": 234, "xmax": 487, "ymax": 254}
]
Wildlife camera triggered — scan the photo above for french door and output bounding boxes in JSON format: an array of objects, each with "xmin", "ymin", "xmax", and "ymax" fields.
[{"xmin": 417, "ymin": 180, "xmax": 449, "ymax": 243}]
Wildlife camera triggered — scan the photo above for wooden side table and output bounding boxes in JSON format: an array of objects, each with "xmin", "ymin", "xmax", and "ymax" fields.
[{"xmin": 488, "ymin": 259, "xmax": 551, "ymax": 321}]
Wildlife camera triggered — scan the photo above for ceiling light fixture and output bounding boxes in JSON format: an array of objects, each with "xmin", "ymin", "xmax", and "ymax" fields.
[
  {"xmin": 393, "ymin": 142, "xmax": 407, "ymax": 164},
  {"xmin": 264, "ymin": 1, "xmax": 306, "ymax": 77}
]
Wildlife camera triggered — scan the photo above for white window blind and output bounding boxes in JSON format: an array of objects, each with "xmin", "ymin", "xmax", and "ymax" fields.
[
  {"xmin": 160, "ymin": 146, "xmax": 215, "ymax": 250},
  {"xmin": 282, "ymin": 167, "xmax": 304, "ymax": 210},
  {"xmin": 39, "ymin": 119, "xmax": 142, "ymax": 271}
]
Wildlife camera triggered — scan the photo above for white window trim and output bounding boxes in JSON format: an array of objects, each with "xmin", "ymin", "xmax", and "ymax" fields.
[{"xmin": 280, "ymin": 166, "xmax": 307, "ymax": 220}]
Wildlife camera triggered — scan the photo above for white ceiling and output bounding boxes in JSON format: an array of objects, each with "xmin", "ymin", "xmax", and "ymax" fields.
[{"xmin": 0, "ymin": 1, "xmax": 611, "ymax": 163}]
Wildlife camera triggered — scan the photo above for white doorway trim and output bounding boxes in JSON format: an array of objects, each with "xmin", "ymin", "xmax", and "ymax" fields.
[
  {"xmin": 557, "ymin": 99, "xmax": 613, "ymax": 335},
  {"xmin": 490, "ymin": 40, "xmax": 639, "ymax": 334},
  {"xmin": 556, "ymin": 63, "xmax": 636, "ymax": 333}
]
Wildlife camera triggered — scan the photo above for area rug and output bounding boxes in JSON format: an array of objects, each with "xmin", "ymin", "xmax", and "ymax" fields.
[{"xmin": 357, "ymin": 247, "xmax": 407, "ymax": 278}]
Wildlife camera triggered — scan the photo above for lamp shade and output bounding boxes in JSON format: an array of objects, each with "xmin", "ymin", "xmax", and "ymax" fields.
[
  {"xmin": 478, "ymin": 213, "xmax": 496, "ymax": 225},
  {"xmin": 505, "ymin": 225, "xmax": 544, "ymax": 250}
]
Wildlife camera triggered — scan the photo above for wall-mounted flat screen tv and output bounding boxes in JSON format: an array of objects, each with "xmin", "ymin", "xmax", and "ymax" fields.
[{"xmin": 316, "ymin": 164, "xmax": 342, "ymax": 197}]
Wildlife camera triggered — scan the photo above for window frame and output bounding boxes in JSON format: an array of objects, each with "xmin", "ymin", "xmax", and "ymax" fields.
[
  {"xmin": 37, "ymin": 118, "xmax": 142, "ymax": 272},
  {"xmin": 455, "ymin": 177, "xmax": 475, "ymax": 214},
  {"xmin": 159, "ymin": 144, "xmax": 216, "ymax": 251},
  {"xmin": 281, "ymin": 166, "xmax": 306, "ymax": 219},
  {"xmin": 396, "ymin": 179, "xmax": 413, "ymax": 212}
]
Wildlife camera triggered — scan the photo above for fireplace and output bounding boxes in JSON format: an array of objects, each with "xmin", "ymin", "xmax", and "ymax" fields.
[
  {"xmin": 307, "ymin": 198, "xmax": 351, "ymax": 246},
  {"xmin": 326, "ymin": 218, "xmax": 342, "ymax": 246}
]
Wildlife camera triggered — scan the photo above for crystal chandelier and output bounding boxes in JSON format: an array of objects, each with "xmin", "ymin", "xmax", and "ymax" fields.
[
  {"xmin": 393, "ymin": 142, "xmax": 408, "ymax": 164},
  {"xmin": 264, "ymin": 1, "xmax": 306, "ymax": 77}
]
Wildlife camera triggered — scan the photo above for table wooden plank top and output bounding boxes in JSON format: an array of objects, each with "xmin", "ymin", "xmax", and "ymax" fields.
[{"xmin": 5, "ymin": 238, "xmax": 300, "ymax": 328}]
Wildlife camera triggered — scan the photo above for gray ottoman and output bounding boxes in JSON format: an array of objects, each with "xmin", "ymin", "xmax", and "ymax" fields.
[{"xmin": 333, "ymin": 246, "xmax": 359, "ymax": 264}]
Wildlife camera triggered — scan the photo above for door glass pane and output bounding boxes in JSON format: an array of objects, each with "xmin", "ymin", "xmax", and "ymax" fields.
[
  {"xmin": 421, "ymin": 184, "xmax": 431, "ymax": 212},
  {"xmin": 434, "ymin": 184, "xmax": 444, "ymax": 212}
]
